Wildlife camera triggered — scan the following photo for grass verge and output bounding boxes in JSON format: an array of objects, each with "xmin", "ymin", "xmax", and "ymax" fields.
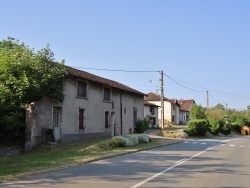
[{"xmin": 0, "ymin": 137, "xmax": 180, "ymax": 182}]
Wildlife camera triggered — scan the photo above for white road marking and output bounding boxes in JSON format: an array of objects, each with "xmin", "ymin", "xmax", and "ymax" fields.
[
  {"xmin": 229, "ymin": 145, "xmax": 235, "ymax": 147},
  {"xmin": 192, "ymin": 142, "xmax": 198, "ymax": 144},
  {"xmin": 240, "ymin": 145, "xmax": 245, "ymax": 147},
  {"xmin": 175, "ymin": 158, "xmax": 187, "ymax": 164},
  {"xmin": 201, "ymin": 143, "xmax": 207, "ymax": 145},
  {"xmin": 130, "ymin": 141, "xmax": 225, "ymax": 188}
]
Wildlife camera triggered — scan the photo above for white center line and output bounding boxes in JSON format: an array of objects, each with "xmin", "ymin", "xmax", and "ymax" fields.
[
  {"xmin": 240, "ymin": 145, "xmax": 245, "ymax": 147},
  {"xmin": 130, "ymin": 141, "xmax": 225, "ymax": 188},
  {"xmin": 175, "ymin": 158, "xmax": 187, "ymax": 164},
  {"xmin": 229, "ymin": 145, "xmax": 235, "ymax": 147}
]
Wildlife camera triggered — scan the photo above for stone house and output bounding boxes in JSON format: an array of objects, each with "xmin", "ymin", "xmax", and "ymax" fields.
[{"xmin": 25, "ymin": 66, "xmax": 145, "ymax": 150}]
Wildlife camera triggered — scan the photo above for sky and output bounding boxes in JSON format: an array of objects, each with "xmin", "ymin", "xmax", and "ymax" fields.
[{"xmin": 1, "ymin": 0, "xmax": 250, "ymax": 110}]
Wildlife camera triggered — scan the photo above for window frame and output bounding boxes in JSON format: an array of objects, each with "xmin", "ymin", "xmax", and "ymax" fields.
[
  {"xmin": 77, "ymin": 80, "xmax": 88, "ymax": 98},
  {"xmin": 103, "ymin": 87, "xmax": 111, "ymax": 102},
  {"xmin": 79, "ymin": 108, "xmax": 86, "ymax": 131}
]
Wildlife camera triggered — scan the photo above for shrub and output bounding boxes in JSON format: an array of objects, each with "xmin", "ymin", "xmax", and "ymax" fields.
[
  {"xmin": 108, "ymin": 136, "xmax": 125, "ymax": 147},
  {"xmin": 137, "ymin": 134, "xmax": 150, "ymax": 143},
  {"xmin": 135, "ymin": 119, "xmax": 149, "ymax": 133},
  {"xmin": 187, "ymin": 119, "xmax": 208, "ymax": 136},
  {"xmin": 220, "ymin": 124, "xmax": 231, "ymax": 135},
  {"xmin": 123, "ymin": 137, "xmax": 133, "ymax": 147},
  {"xmin": 125, "ymin": 134, "xmax": 139, "ymax": 146},
  {"xmin": 208, "ymin": 117, "xmax": 223, "ymax": 135}
]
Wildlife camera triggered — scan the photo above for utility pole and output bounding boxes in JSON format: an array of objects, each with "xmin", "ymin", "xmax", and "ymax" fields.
[
  {"xmin": 206, "ymin": 90, "xmax": 209, "ymax": 109},
  {"xmin": 160, "ymin": 70, "xmax": 164, "ymax": 129}
]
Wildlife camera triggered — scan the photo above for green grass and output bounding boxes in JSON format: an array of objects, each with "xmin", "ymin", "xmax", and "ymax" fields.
[{"xmin": 0, "ymin": 137, "xmax": 176, "ymax": 182}]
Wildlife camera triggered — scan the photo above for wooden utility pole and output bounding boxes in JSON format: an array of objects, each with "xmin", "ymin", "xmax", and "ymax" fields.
[
  {"xmin": 160, "ymin": 70, "xmax": 164, "ymax": 129},
  {"xmin": 206, "ymin": 90, "xmax": 209, "ymax": 109}
]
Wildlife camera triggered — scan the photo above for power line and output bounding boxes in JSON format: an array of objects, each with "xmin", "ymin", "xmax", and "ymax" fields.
[
  {"xmin": 72, "ymin": 66, "xmax": 160, "ymax": 73},
  {"xmin": 163, "ymin": 74, "xmax": 206, "ymax": 93},
  {"xmin": 164, "ymin": 73, "xmax": 250, "ymax": 100}
]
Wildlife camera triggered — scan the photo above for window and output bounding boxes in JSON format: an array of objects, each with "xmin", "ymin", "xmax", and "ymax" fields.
[
  {"xmin": 172, "ymin": 104, "xmax": 175, "ymax": 111},
  {"xmin": 105, "ymin": 111, "xmax": 109, "ymax": 129},
  {"xmin": 77, "ymin": 81, "xmax": 87, "ymax": 97},
  {"xmin": 103, "ymin": 87, "xmax": 111, "ymax": 101},
  {"xmin": 79, "ymin": 109, "xmax": 85, "ymax": 130},
  {"xmin": 150, "ymin": 106, "xmax": 155, "ymax": 114}
]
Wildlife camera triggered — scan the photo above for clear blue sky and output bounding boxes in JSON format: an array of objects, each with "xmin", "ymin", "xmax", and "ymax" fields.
[{"xmin": 1, "ymin": 0, "xmax": 250, "ymax": 110}]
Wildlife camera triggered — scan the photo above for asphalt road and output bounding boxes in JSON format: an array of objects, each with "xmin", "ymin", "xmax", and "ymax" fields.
[{"xmin": 2, "ymin": 137, "xmax": 250, "ymax": 188}]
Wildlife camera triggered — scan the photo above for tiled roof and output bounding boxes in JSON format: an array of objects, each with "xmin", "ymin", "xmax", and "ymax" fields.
[
  {"xmin": 178, "ymin": 99, "xmax": 195, "ymax": 111},
  {"xmin": 144, "ymin": 101, "xmax": 160, "ymax": 107},
  {"xmin": 144, "ymin": 92, "xmax": 181, "ymax": 106},
  {"xmin": 66, "ymin": 66, "xmax": 145, "ymax": 96}
]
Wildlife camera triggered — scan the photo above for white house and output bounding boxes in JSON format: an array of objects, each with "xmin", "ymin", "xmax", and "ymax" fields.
[
  {"xmin": 25, "ymin": 66, "xmax": 145, "ymax": 150},
  {"xmin": 144, "ymin": 101, "xmax": 159, "ymax": 128},
  {"xmin": 144, "ymin": 92, "xmax": 181, "ymax": 125}
]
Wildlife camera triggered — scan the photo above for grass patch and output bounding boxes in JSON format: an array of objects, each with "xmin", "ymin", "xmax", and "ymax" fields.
[{"xmin": 0, "ymin": 137, "xmax": 176, "ymax": 182}]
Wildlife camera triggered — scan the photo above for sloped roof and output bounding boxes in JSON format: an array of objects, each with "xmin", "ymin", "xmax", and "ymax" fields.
[
  {"xmin": 144, "ymin": 92, "xmax": 181, "ymax": 106},
  {"xmin": 144, "ymin": 101, "xmax": 160, "ymax": 107},
  {"xmin": 178, "ymin": 99, "xmax": 195, "ymax": 111},
  {"xmin": 66, "ymin": 66, "xmax": 145, "ymax": 96}
]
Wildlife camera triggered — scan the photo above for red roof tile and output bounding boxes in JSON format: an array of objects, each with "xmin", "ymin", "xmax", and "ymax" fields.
[
  {"xmin": 178, "ymin": 99, "xmax": 195, "ymax": 111},
  {"xmin": 66, "ymin": 66, "xmax": 145, "ymax": 96}
]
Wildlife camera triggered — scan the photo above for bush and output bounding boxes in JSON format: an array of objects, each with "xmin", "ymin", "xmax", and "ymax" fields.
[
  {"xmin": 137, "ymin": 134, "xmax": 150, "ymax": 143},
  {"xmin": 220, "ymin": 125, "xmax": 231, "ymax": 135},
  {"xmin": 135, "ymin": 119, "xmax": 149, "ymax": 133},
  {"xmin": 125, "ymin": 134, "xmax": 139, "ymax": 145},
  {"xmin": 231, "ymin": 123, "xmax": 241, "ymax": 133},
  {"xmin": 108, "ymin": 136, "xmax": 125, "ymax": 147},
  {"xmin": 187, "ymin": 119, "xmax": 208, "ymax": 136},
  {"xmin": 208, "ymin": 117, "xmax": 223, "ymax": 135}
]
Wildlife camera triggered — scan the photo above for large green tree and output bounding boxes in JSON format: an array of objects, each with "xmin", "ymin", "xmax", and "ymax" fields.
[
  {"xmin": 190, "ymin": 104, "xmax": 206, "ymax": 120},
  {"xmin": 0, "ymin": 37, "xmax": 65, "ymax": 145}
]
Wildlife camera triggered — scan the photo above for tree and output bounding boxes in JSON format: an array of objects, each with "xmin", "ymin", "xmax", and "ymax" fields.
[
  {"xmin": 0, "ymin": 37, "xmax": 66, "ymax": 145},
  {"xmin": 190, "ymin": 104, "xmax": 206, "ymax": 120},
  {"xmin": 213, "ymin": 103, "xmax": 225, "ymax": 110}
]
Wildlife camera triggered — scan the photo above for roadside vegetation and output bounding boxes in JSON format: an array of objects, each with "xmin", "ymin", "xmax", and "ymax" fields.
[
  {"xmin": 0, "ymin": 135, "xmax": 179, "ymax": 182},
  {"xmin": 186, "ymin": 103, "xmax": 250, "ymax": 136},
  {"xmin": 0, "ymin": 37, "xmax": 65, "ymax": 146}
]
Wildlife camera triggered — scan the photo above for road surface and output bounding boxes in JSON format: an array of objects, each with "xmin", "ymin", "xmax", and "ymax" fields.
[{"xmin": 2, "ymin": 137, "xmax": 250, "ymax": 187}]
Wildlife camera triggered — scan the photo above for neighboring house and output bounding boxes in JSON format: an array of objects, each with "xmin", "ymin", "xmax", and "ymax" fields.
[
  {"xmin": 25, "ymin": 66, "xmax": 145, "ymax": 150},
  {"xmin": 144, "ymin": 101, "xmax": 159, "ymax": 128},
  {"xmin": 178, "ymin": 99, "xmax": 196, "ymax": 124},
  {"xmin": 144, "ymin": 92, "xmax": 181, "ymax": 125}
]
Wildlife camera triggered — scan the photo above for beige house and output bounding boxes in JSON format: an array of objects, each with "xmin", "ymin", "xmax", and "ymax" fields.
[
  {"xmin": 144, "ymin": 92, "xmax": 181, "ymax": 125},
  {"xmin": 25, "ymin": 66, "xmax": 145, "ymax": 150},
  {"xmin": 178, "ymin": 99, "xmax": 196, "ymax": 124},
  {"xmin": 144, "ymin": 101, "xmax": 159, "ymax": 128}
]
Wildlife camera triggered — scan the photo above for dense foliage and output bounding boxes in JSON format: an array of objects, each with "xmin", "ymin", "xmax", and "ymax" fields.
[
  {"xmin": 0, "ymin": 37, "xmax": 65, "ymax": 145},
  {"xmin": 135, "ymin": 119, "xmax": 149, "ymax": 133},
  {"xmin": 190, "ymin": 104, "xmax": 206, "ymax": 119},
  {"xmin": 187, "ymin": 119, "xmax": 208, "ymax": 136}
]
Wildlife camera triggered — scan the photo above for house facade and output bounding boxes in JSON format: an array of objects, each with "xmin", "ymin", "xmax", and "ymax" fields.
[
  {"xmin": 144, "ymin": 101, "xmax": 159, "ymax": 128},
  {"xmin": 178, "ymin": 99, "xmax": 195, "ymax": 124},
  {"xmin": 25, "ymin": 66, "xmax": 145, "ymax": 150},
  {"xmin": 144, "ymin": 92, "xmax": 181, "ymax": 125}
]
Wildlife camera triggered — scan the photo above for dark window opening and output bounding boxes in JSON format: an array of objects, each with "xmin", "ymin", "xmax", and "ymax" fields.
[
  {"xmin": 77, "ymin": 81, "xmax": 87, "ymax": 97},
  {"xmin": 79, "ymin": 109, "xmax": 85, "ymax": 130},
  {"xmin": 104, "ymin": 87, "xmax": 111, "ymax": 101}
]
